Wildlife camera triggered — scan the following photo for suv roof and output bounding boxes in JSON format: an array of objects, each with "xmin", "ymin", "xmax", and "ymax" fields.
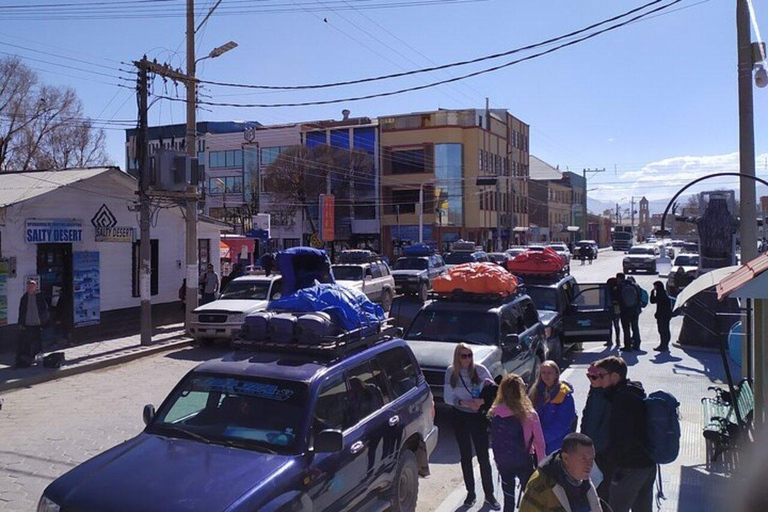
[
  {"xmin": 231, "ymin": 274, "xmax": 281, "ymax": 282},
  {"xmin": 523, "ymin": 273, "xmax": 576, "ymax": 288}
]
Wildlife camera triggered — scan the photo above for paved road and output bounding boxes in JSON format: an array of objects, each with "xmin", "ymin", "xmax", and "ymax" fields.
[{"xmin": 0, "ymin": 250, "xmax": 734, "ymax": 511}]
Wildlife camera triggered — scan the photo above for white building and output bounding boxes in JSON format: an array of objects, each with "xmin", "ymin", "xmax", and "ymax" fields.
[{"xmin": 0, "ymin": 167, "xmax": 225, "ymax": 348}]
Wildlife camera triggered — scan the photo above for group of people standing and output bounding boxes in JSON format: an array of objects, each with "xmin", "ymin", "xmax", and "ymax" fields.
[
  {"xmin": 607, "ymin": 273, "xmax": 674, "ymax": 353},
  {"xmin": 445, "ymin": 343, "xmax": 659, "ymax": 512}
]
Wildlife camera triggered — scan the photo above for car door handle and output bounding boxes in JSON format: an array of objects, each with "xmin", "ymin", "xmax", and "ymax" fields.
[
  {"xmin": 350, "ymin": 441, "xmax": 365, "ymax": 454},
  {"xmin": 388, "ymin": 415, "xmax": 400, "ymax": 427}
]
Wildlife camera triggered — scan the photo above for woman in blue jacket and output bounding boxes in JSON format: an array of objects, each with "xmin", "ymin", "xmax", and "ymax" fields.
[{"xmin": 529, "ymin": 360, "xmax": 577, "ymax": 454}]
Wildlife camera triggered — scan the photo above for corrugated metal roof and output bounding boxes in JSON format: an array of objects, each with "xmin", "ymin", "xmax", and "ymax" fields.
[
  {"xmin": 0, "ymin": 167, "xmax": 118, "ymax": 207},
  {"xmin": 529, "ymin": 155, "xmax": 563, "ymax": 180},
  {"xmin": 717, "ymin": 252, "xmax": 768, "ymax": 299}
]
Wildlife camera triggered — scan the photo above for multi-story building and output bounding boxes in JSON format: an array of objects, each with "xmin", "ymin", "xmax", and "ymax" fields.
[
  {"xmin": 529, "ymin": 156, "xmax": 573, "ymax": 243},
  {"xmin": 379, "ymin": 108, "xmax": 530, "ymax": 258}
]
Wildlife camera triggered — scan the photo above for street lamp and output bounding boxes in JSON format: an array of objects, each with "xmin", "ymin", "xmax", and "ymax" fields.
[{"xmin": 197, "ymin": 41, "xmax": 238, "ymax": 63}]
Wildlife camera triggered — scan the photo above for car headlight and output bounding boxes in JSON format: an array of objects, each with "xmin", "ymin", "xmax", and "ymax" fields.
[
  {"xmin": 38, "ymin": 495, "xmax": 60, "ymax": 512},
  {"xmin": 230, "ymin": 313, "xmax": 245, "ymax": 323}
]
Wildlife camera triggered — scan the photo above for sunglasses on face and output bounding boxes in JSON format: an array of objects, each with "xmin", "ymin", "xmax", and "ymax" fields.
[
  {"xmin": 460, "ymin": 353, "xmax": 473, "ymax": 360},
  {"xmin": 587, "ymin": 372, "xmax": 609, "ymax": 381}
]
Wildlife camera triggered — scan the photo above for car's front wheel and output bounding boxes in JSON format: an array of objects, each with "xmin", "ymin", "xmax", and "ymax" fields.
[{"xmin": 389, "ymin": 449, "xmax": 419, "ymax": 512}]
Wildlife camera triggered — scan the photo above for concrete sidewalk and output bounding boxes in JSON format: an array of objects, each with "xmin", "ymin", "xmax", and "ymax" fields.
[{"xmin": 0, "ymin": 324, "xmax": 192, "ymax": 392}]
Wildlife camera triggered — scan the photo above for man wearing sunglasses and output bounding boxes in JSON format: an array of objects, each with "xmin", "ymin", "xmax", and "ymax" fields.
[
  {"xmin": 580, "ymin": 364, "xmax": 613, "ymax": 502},
  {"xmin": 592, "ymin": 356, "xmax": 655, "ymax": 512}
]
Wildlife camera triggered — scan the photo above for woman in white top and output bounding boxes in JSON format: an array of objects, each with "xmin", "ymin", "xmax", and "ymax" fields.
[{"xmin": 444, "ymin": 343, "xmax": 500, "ymax": 510}]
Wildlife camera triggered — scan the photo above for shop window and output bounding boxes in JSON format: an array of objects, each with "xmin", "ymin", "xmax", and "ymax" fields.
[
  {"xmin": 132, "ymin": 239, "xmax": 159, "ymax": 297},
  {"xmin": 198, "ymin": 239, "xmax": 210, "ymax": 275},
  {"xmin": 390, "ymin": 189, "xmax": 419, "ymax": 214},
  {"xmin": 391, "ymin": 149, "xmax": 426, "ymax": 174}
]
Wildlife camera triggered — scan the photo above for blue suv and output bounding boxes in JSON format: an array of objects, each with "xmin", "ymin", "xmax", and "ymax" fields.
[{"xmin": 38, "ymin": 331, "xmax": 438, "ymax": 512}]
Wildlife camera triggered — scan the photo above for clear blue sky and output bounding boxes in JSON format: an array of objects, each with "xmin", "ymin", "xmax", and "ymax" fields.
[{"xmin": 2, "ymin": 0, "xmax": 767, "ymax": 205}]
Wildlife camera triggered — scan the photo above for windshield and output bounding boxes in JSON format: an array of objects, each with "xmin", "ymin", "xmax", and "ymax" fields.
[
  {"xmin": 526, "ymin": 286, "xmax": 559, "ymax": 311},
  {"xmin": 150, "ymin": 373, "xmax": 308, "ymax": 453},
  {"xmin": 613, "ymin": 232, "xmax": 632, "ymax": 240},
  {"xmin": 548, "ymin": 244, "xmax": 567, "ymax": 251},
  {"xmin": 445, "ymin": 252, "xmax": 475, "ymax": 264},
  {"xmin": 674, "ymin": 255, "xmax": 699, "ymax": 266},
  {"xmin": 394, "ymin": 257, "xmax": 428, "ymax": 271},
  {"xmin": 332, "ymin": 265, "xmax": 363, "ymax": 281},
  {"xmin": 406, "ymin": 309, "xmax": 499, "ymax": 345},
  {"xmin": 628, "ymin": 247, "xmax": 655, "ymax": 255},
  {"xmin": 488, "ymin": 253, "xmax": 508, "ymax": 264},
  {"xmin": 219, "ymin": 281, "xmax": 272, "ymax": 300}
]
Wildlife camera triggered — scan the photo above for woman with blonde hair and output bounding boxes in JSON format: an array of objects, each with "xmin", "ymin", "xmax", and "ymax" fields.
[
  {"xmin": 444, "ymin": 343, "xmax": 500, "ymax": 510},
  {"xmin": 529, "ymin": 360, "xmax": 577, "ymax": 455},
  {"xmin": 489, "ymin": 374, "xmax": 546, "ymax": 512}
]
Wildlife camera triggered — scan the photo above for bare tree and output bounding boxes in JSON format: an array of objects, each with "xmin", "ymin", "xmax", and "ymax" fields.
[
  {"xmin": 0, "ymin": 56, "xmax": 110, "ymax": 171},
  {"xmin": 262, "ymin": 145, "xmax": 373, "ymax": 235}
]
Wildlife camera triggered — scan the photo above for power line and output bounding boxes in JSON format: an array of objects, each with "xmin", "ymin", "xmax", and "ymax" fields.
[{"xmin": 155, "ymin": 0, "xmax": 686, "ymax": 108}]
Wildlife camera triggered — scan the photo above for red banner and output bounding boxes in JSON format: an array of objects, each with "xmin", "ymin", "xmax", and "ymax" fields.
[{"xmin": 320, "ymin": 194, "xmax": 335, "ymax": 242}]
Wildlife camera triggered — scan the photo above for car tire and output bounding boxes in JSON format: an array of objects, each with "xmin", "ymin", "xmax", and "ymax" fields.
[
  {"xmin": 381, "ymin": 289, "xmax": 394, "ymax": 313},
  {"xmin": 417, "ymin": 282, "xmax": 429, "ymax": 302},
  {"xmin": 389, "ymin": 449, "xmax": 419, "ymax": 512},
  {"xmin": 198, "ymin": 337, "xmax": 214, "ymax": 347}
]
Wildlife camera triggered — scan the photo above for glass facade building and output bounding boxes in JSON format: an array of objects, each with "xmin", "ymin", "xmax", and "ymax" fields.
[{"xmin": 434, "ymin": 143, "xmax": 463, "ymax": 227}]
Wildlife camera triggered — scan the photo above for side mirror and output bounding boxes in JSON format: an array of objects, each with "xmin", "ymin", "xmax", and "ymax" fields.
[
  {"xmin": 504, "ymin": 333, "xmax": 520, "ymax": 346},
  {"xmin": 314, "ymin": 429, "xmax": 343, "ymax": 453},
  {"xmin": 143, "ymin": 404, "xmax": 155, "ymax": 426}
]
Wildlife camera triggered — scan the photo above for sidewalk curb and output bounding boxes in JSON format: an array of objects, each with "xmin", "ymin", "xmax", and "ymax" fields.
[{"xmin": 0, "ymin": 338, "xmax": 192, "ymax": 394}]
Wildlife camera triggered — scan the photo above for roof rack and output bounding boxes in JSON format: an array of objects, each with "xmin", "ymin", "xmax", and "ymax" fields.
[
  {"xmin": 232, "ymin": 320, "xmax": 401, "ymax": 361},
  {"xmin": 427, "ymin": 290, "xmax": 519, "ymax": 304},
  {"xmin": 338, "ymin": 250, "xmax": 382, "ymax": 264}
]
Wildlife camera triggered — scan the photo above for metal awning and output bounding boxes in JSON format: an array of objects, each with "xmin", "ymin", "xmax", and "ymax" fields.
[
  {"xmin": 717, "ymin": 252, "xmax": 768, "ymax": 300},
  {"xmin": 672, "ymin": 266, "xmax": 740, "ymax": 312}
]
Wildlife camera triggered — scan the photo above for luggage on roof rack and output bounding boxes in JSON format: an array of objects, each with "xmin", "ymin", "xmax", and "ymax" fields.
[
  {"xmin": 403, "ymin": 243, "xmax": 434, "ymax": 256},
  {"xmin": 338, "ymin": 249, "xmax": 380, "ymax": 264},
  {"xmin": 433, "ymin": 262, "xmax": 519, "ymax": 297},
  {"xmin": 450, "ymin": 240, "xmax": 477, "ymax": 252},
  {"xmin": 506, "ymin": 247, "xmax": 566, "ymax": 276}
]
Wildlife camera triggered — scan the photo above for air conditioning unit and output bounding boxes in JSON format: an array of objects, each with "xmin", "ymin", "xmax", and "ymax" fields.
[{"xmin": 150, "ymin": 148, "xmax": 198, "ymax": 191}]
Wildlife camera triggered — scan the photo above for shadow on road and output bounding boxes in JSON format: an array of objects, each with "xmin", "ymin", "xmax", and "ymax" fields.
[
  {"xmin": 670, "ymin": 345, "xmax": 738, "ymax": 384},
  {"xmin": 430, "ymin": 409, "xmax": 461, "ymax": 466},
  {"xmin": 677, "ymin": 464, "xmax": 735, "ymax": 512},
  {"xmin": 163, "ymin": 345, "xmax": 229, "ymax": 362}
]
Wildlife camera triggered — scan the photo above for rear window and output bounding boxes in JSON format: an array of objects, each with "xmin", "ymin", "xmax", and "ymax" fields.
[
  {"xmin": 332, "ymin": 265, "xmax": 363, "ymax": 281},
  {"xmin": 674, "ymin": 255, "xmax": 699, "ymax": 266},
  {"xmin": 445, "ymin": 252, "xmax": 475, "ymax": 264},
  {"xmin": 394, "ymin": 257, "xmax": 428, "ymax": 270},
  {"xmin": 628, "ymin": 247, "xmax": 655, "ymax": 255}
]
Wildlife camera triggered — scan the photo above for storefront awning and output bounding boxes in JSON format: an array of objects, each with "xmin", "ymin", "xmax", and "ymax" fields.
[
  {"xmin": 566, "ymin": 226, "xmax": 581, "ymax": 232},
  {"xmin": 512, "ymin": 227, "xmax": 530, "ymax": 233}
]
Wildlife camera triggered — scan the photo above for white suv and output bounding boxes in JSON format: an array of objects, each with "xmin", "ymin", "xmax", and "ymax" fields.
[
  {"xmin": 332, "ymin": 259, "xmax": 396, "ymax": 312},
  {"xmin": 190, "ymin": 274, "xmax": 282, "ymax": 344}
]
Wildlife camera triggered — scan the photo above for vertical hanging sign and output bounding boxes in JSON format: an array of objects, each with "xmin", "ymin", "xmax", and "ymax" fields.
[
  {"xmin": 319, "ymin": 194, "xmax": 335, "ymax": 242},
  {"xmin": 73, "ymin": 251, "xmax": 100, "ymax": 327}
]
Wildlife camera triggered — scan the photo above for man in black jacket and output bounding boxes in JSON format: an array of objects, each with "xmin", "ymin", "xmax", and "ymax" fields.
[
  {"xmin": 594, "ymin": 356, "xmax": 655, "ymax": 512},
  {"xmin": 16, "ymin": 279, "xmax": 50, "ymax": 368},
  {"xmin": 650, "ymin": 281, "xmax": 673, "ymax": 352}
]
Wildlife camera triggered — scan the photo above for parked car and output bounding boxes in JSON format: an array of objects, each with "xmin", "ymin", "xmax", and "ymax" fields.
[
  {"xmin": 623, "ymin": 244, "xmax": 661, "ymax": 274},
  {"xmin": 189, "ymin": 275, "xmax": 283, "ymax": 345},
  {"xmin": 666, "ymin": 253, "xmax": 700, "ymax": 297},
  {"xmin": 333, "ymin": 255, "xmax": 396, "ymax": 312},
  {"xmin": 404, "ymin": 292, "xmax": 545, "ymax": 402},
  {"xmin": 392, "ymin": 252, "xmax": 447, "ymax": 301},
  {"xmin": 505, "ymin": 246, "xmax": 528, "ymax": 258},
  {"xmin": 39, "ymin": 323, "xmax": 438, "ymax": 512},
  {"xmin": 574, "ymin": 240, "xmax": 598, "ymax": 261},
  {"xmin": 488, "ymin": 252, "xmax": 514, "ymax": 267}
]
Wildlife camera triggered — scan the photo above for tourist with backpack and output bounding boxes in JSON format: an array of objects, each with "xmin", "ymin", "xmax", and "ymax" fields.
[
  {"xmin": 488, "ymin": 374, "xmax": 546, "ymax": 512},
  {"xmin": 650, "ymin": 281, "xmax": 673, "ymax": 352},
  {"xmin": 593, "ymin": 356, "xmax": 656, "ymax": 512},
  {"xmin": 529, "ymin": 360, "xmax": 577, "ymax": 455},
  {"xmin": 616, "ymin": 273, "xmax": 644, "ymax": 351}
]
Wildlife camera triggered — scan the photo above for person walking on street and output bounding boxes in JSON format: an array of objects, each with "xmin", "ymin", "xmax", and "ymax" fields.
[
  {"xmin": 616, "ymin": 273, "xmax": 642, "ymax": 351},
  {"xmin": 529, "ymin": 360, "xmax": 577, "ymax": 455},
  {"xmin": 444, "ymin": 343, "xmax": 501, "ymax": 510},
  {"xmin": 593, "ymin": 356, "xmax": 656, "ymax": 512},
  {"xmin": 16, "ymin": 279, "xmax": 50, "ymax": 368},
  {"xmin": 519, "ymin": 433, "xmax": 603, "ymax": 512},
  {"xmin": 650, "ymin": 281, "xmax": 673, "ymax": 352},
  {"xmin": 489, "ymin": 374, "xmax": 547, "ymax": 511},
  {"xmin": 581, "ymin": 364, "xmax": 614, "ymax": 502},
  {"xmin": 606, "ymin": 277, "xmax": 622, "ymax": 347},
  {"xmin": 200, "ymin": 264, "xmax": 219, "ymax": 305}
]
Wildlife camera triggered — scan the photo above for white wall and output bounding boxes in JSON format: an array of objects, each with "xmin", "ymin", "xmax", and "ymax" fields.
[{"xmin": 0, "ymin": 170, "xmax": 220, "ymax": 325}]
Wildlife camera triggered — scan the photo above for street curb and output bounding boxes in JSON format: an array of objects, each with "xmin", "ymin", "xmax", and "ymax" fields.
[{"xmin": 0, "ymin": 338, "xmax": 192, "ymax": 394}]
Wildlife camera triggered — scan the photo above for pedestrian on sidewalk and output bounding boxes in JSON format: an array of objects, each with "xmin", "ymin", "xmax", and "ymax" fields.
[
  {"xmin": 444, "ymin": 343, "xmax": 500, "ymax": 510},
  {"xmin": 519, "ymin": 433, "xmax": 603, "ymax": 512},
  {"xmin": 529, "ymin": 360, "xmax": 577, "ymax": 455},
  {"xmin": 581, "ymin": 363, "xmax": 614, "ymax": 502},
  {"xmin": 606, "ymin": 277, "xmax": 622, "ymax": 347},
  {"xmin": 16, "ymin": 279, "xmax": 50, "ymax": 368},
  {"xmin": 200, "ymin": 264, "xmax": 219, "ymax": 305},
  {"xmin": 650, "ymin": 281, "xmax": 673, "ymax": 352},
  {"xmin": 593, "ymin": 356, "xmax": 656, "ymax": 512},
  {"xmin": 489, "ymin": 374, "xmax": 546, "ymax": 512},
  {"xmin": 616, "ymin": 273, "xmax": 642, "ymax": 351}
]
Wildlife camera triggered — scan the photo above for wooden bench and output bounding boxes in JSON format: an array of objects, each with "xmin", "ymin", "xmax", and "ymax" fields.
[{"xmin": 701, "ymin": 379, "xmax": 754, "ymax": 463}]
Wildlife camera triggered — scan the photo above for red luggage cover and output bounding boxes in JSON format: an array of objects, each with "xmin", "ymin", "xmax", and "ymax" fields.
[
  {"xmin": 506, "ymin": 247, "xmax": 565, "ymax": 275},
  {"xmin": 433, "ymin": 262, "xmax": 519, "ymax": 296}
]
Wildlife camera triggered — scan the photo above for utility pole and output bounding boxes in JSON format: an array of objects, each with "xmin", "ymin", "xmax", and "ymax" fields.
[
  {"xmin": 582, "ymin": 168, "xmax": 605, "ymax": 240},
  {"xmin": 184, "ymin": 0, "xmax": 199, "ymax": 332},
  {"xmin": 136, "ymin": 60, "xmax": 152, "ymax": 346},
  {"xmin": 630, "ymin": 196, "xmax": 636, "ymax": 240}
]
